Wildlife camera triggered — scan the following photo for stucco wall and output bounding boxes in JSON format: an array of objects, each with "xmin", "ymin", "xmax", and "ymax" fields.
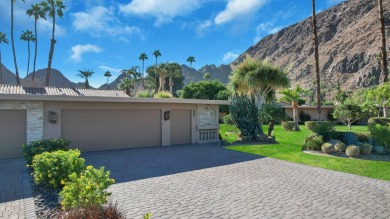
[
  {"xmin": 284, "ymin": 107, "xmax": 333, "ymax": 122},
  {"xmin": 0, "ymin": 101, "xmax": 44, "ymax": 143}
]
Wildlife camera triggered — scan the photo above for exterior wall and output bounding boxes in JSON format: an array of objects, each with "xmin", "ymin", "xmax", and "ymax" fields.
[
  {"xmin": 197, "ymin": 105, "xmax": 220, "ymax": 143},
  {"xmin": 0, "ymin": 101, "xmax": 44, "ymax": 143},
  {"xmin": 284, "ymin": 107, "xmax": 333, "ymax": 122}
]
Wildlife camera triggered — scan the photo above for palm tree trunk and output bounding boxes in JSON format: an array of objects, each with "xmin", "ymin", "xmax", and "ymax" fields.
[
  {"xmin": 46, "ymin": 11, "xmax": 56, "ymax": 86},
  {"xmin": 141, "ymin": 61, "xmax": 145, "ymax": 90},
  {"xmin": 11, "ymin": 1, "xmax": 20, "ymax": 85},
  {"xmin": 155, "ymin": 58, "xmax": 158, "ymax": 93},
  {"xmin": 33, "ymin": 19, "xmax": 38, "ymax": 81},
  {"xmin": 107, "ymin": 77, "xmax": 109, "ymax": 84},
  {"xmin": 0, "ymin": 46, "xmax": 3, "ymax": 84},
  {"xmin": 85, "ymin": 78, "xmax": 89, "ymax": 89},
  {"xmin": 292, "ymin": 102, "xmax": 300, "ymax": 131},
  {"xmin": 158, "ymin": 76, "xmax": 163, "ymax": 92},
  {"xmin": 27, "ymin": 40, "xmax": 30, "ymax": 77},
  {"xmin": 379, "ymin": 0, "xmax": 388, "ymax": 83},
  {"xmin": 383, "ymin": 106, "xmax": 388, "ymax": 118},
  {"xmin": 312, "ymin": 0, "xmax": 321, "ymax": 121}
]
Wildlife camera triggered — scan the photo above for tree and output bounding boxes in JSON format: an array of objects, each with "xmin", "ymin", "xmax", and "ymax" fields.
[
  {"xmin": 20, "ymin": 30, "xmax": 36, "ymax": 77},
  {"xmin": 333, "ymin": 102, "xmax": 363, "ymax": 130},
  {"xmin": 186, "ymin": 56, "xmax": 195, "ymax": 82},
  {"xmin": 259, "ymin": 103, "xmax": 287, "ymax": 136},
  {"xmin": 368, "ymin": 83, "xmax": 390, "ymax": 118},
  {"xmin": 0, "ymin": 32, "xmax": 9, "ymax": 84},
  {"xmin": 40, "ymin": 0, "xmax": 65, "ymax": 86},
  {"xmin": 146, "ymin": 63, "xmax": 184, "ymax": 95},
  {"xmin": 378, "ymin": 0, "xmax": 388, "ymax": 83},
  {"xmin": 335, "ymin": 85, "xmax": 348, "ymax": 104},
  {"xmin": 279, "ymin": 85, "xmax": 307, "ymax": 131},
  {"xmin": 139, "ymin": 52, "xmax": 148, "ymax": 90},
  {"xmin": 117, "ymin": 77, "xmax": 133, "ymax": 96},
  {"xmin": 121, "ymin": 67, "xmax": 141, "ymax": 95},
  {"xmin": 11, "ymin": 0, "xmax": 25, "ymax": 84},
  {"xmin": 311, "ymin": 0, "xmax": 322, "ymax": 121},
  {"xmin": 153, "ymin": 50, "xmax": 161, "ymax": 92},
  {"xmin": 104, "ymin": 71, "xmax": 112, "ymax": 84},
  {"xmin": 180, "ymin": 80, "xmax": 227, "ymax": 100},
  {"xmin": 77, "ymin": 68, "xmax": 94, "ymax": 89},
  {"xmin": 26, "ymin": 3, "xmax": 46, "ymax": 81},
  {"xmin": 203, "ymin": 72, "xmax": 211, "ymax": 80}
]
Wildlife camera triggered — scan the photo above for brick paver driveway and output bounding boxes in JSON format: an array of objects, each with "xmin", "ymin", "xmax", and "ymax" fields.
[{"xmin": 84, "ymin": 143, "xmax": 390, "ymax": 219}]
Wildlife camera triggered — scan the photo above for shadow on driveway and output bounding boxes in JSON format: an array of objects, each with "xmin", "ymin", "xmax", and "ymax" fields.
[{"xmin": 82, "ymin": 143, "xmax": 263, "ymax": 183}]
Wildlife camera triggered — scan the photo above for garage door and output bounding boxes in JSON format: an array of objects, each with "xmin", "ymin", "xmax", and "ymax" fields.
[
  {"xmin": 62, "ymin": 109, "xmax": 161, "ymax": 151},
  {"xmin": 171, "ymin": 109, "xmax": 191, "ymax": 145},
  {"xmin": 0, "ymin": 110, "xmax": 26, "ymax": 159}
]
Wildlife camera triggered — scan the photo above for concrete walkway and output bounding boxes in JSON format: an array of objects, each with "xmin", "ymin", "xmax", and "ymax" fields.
[
  {"xmin": 0, "ymin": 158, "xmax": 36, "ymax": 219},
  {"xmin": 84, "ymin": 143, "xmax": 390, "ymax": 219}
]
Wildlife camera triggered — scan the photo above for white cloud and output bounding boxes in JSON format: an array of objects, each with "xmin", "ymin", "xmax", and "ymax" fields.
[
  {"xmin": 98, "ymin": 66, "xmax": 122, "ymax": 74},
  {"xmin": 70, "ymin": 44, "xmax": 102, "ymax": 62},
  {"xmin": 222, "ymin": 52, "xmax": 239, "ymax": 63},
  {"xmin": 253, "ymin": 21, "xmax": 282, "ymax": 44},
  {"xmin": 214, "ymin": 0, "xmax": 269, "ymax": 25},
  {"xmin": 195, "ymin": 20, "xmax": 212, "ymax": 37},
  {"xmin": 71, "ymin": 6, "xmax": 142, "ymax": 40},
  {"xmin": 119, "ymin": 0, "xmax": 204, "ymax": 26}
]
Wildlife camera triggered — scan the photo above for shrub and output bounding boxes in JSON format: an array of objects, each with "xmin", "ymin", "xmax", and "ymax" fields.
[
  {"xmin": 356, "ymin": 133, "xmax": 369, "ymax": 143},
  {"xmin": 321, "ymin": 143, "xmax": 333, "ymax": 154},
  {"xmin": 305, "ymin": 121, "xmax": 335, "ymax": 135},
  {"xmin": 343, "ymin": 132, "xmax": 358, "ymax": 146},
  {"xmin": 368, "ymin": 124, "xmax": 390, "ymax": 151},
  {"xmin": 360, "ymin": 143, "xmax": 373, "ymax": 155},
  {"xmin": 368, "ymin": 117, "xmax": 390, "ymax": 127},
  {"xmin": 32, "ymin": 150, "xmax": 85, "ymax": 189},
  {"xmin": 373, "ymin": 145, "xmax": 387, "ymax": 155},
  {"xmin": 223, "ymin": 114, "xmax": 235, "ymax": 125},
  {"xmin": 334, "ymin": 142, "xmax": 347, "ymax": 152},
  {"xmin": 22, "ymin": 138, "xmax": 70, "ymax": 164},
  {"xmin": 299, "ymin": 111, "xmax": 311, "ymax": 124},
  {"xmin": 59, "ymin": 202, "xmax": 126, "ymax": 219},
  {"xmin": 282, "ymin": 121, "xmax": 296, "ymax": 131},
  {"xmin": 60, "ymin": 166, "xmax": 114, "ymax": 210},
  {"xmin": 346, "ymin": 146, "xmax": 360, "ymax": 157},
  {"xmin": 137, "ymin": 91, "xmax": 154, "ymax": 98},
  {"xmin": 154, "ymin": 91, "xmax": 172, "ymax": 98},
  {"xmin": 303, "ymin": 134, "xmax": 324, "ymax": 151}
]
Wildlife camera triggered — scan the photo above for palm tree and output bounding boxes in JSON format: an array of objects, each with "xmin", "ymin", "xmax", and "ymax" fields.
[
  {"xmin": 311, "ymin": 0, "xmax": 322, "ymax": 121},
  {"xmin": 378, "ymin": 0, "xmax": 388, "ymax": 83},
  {"xmin": 77, "ymin": 68, "xmax": 94, "ymax": 89},
  {"xmin": 153, "ymin": 50, "xmax": 161, "ymax": 92},
  {"xmin": 117, "ymin": 77, "xmax": 133, "ymax": 96},
  {"xmin": 11, "ymin": 0, "xmax": 25, "ymax": 85},
  {"xmin": 186, "ymin": 56, "xmax": 196, "ymax": 82},
  {"xmin": 280, "ymin": 85, "xmax": 307, "ymax": 131},
  {"xmin": 104, "ymin": 71, "xmax": 112, "ymax": 84},
  {"xmin": 26, "ymin": 3, "xmax": 46, "ymax": 81},
  {"xmin": 0, "ymin": 32, "xmax": 9, "ymax": 84},
  {"xmin": 139, "ymin": 52, "xmax": 148, "ymax": 90},
  {"xmin": 121, "ymin": 67, "xmax": 141, "ymax": 94},
  {"xmin": 20, "ymin": 30, "xmax": 36, "ymax": 77},
  {"xmin": 40, "ymin": 0, "xmax": 65, "ymax": 86}
]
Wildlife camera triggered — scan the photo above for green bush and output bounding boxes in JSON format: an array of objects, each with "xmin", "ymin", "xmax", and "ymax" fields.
[
  {"xmin": 303, "ymin": 134, "xmax": 324, "ymax": 151},
  {"xmin": 368, "ymin": 124, "xmax": 390, "ymax": 151},
  {"xmin": 368, "ymin": 117, "xmax": 390, "ymax": 127},
  {"xmin": 373, "ymin": 145, "xmax": 387, "ymax": 155},
  {"xmin": 334, "ymin": 142, "xmax": 347, "ymax": 152},
  {"xmin": 32, "ymin": 150, "xmax": 85, "ymax": 189},
  {"xmin": 360, "ymin": 143, "xmax": 373, "ymax": 155},
  {"xmin": 321, "ymin": 143, "xmax": 333, "ymax": 154},
  {"xmin": 299, "ymin": 111, "xmax": 311, "ymax": 124},
  {"xmin": 60, "ymin": 166, "xmax": 114, "ymax": 210},
  {"xmin": 22, "ymin": 139, "xmax": 70, "ymax": 164},
  {"xmin": 223, "ymin": 114, "xmax": 235, "ymax": 125},
  {"xmin": 59, "ymin": 202, "xmax": 126, "ymax": 219},
  {"xmin": 282, "ymin": 121, "xmax": 296, "ymax": 131},
  {"xmin": 346, "ymin": 145, "xmax": 360, "ymax": 157},
  {"xmin": 343, "ymin": 132, "xmax": 358, "ymax": 146},
  {"xmin": 154, "ymin": 91, "xmax": 172, "ymax": 98},
  {"xmin": 137, "ymin": 91, "xmax": 154, "ymax": 98},
  {"xmin": 304, "ymin": 121, "xmax": 335, "ymax": 135},
  {"xmin": 356, "ymin": 133, "xmax": 369, "ymax": 143}
]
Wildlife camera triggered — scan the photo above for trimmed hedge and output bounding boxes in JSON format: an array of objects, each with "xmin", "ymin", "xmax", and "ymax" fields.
[
  {"xmin": 305, "ymin": 121, "xmax": 335, "ymax": 135},
  {"xmin": 22, "ymin": 139, "xmax": 70, "ymax": 165},
  {"xmin": 303, "ymin": 134, "xmax": 324, "ymax": 151},
  {"xmin": 281, "ymin": 121, "xmax": 296, "ymax": 131}
]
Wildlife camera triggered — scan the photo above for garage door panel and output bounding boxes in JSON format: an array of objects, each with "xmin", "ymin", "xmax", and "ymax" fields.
[
  {"xmin": 62, "ymin": 109, "xmax": 161, "ymax": 151},
  {"xmin": 171, "ymin": 109, "xmax": 191, "ymax": 145},
  {"xmin": 0, "ymin": 110, "xmax": 26, "ymax": 159}
]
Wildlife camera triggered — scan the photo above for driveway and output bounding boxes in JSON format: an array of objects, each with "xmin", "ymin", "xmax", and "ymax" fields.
[{"xmin": 84, "ymin": 143, "xmax": 390, "ymax": 219}]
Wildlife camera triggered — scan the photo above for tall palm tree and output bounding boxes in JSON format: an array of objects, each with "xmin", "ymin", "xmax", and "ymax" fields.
[
  {"xmin": 378, "ymin": 0, "xmax": 388, "ymax": 83},
  {"xmin": 77, "ymin": 68, "xmax": 94, "ymax": 89},
  {"xmin": 0, "ymin": 32, "xmax": 9, "ymax": 84},
  {"xmin": 121, "ymin": 67, "xmax": 141, "ymax": 94},
  {"xmin": 11, "ymin": 0, "xmax": 25, "ymax": 85},
  {"xmin": 117, "ymin": 77, "xmax": 133, "ymax": 96},
  {"xmin": 186, "ymin": 56, "xmax": 196, "ymax": 82},
  {"xmin": 153, "ymin": 50, "xmax": 161, "ymax": 92},
  {"xmin": 40, "ymin": 0, "xmax": 65, "ymax": 86},
  {"xmin": 280, "ymin": 85, "xmax": 307, "ymax": 131},
  {"xmin": 104, "ymin": 71, "xmax": 112, "ymax": 84},
  {"xmin": 311, "ymin": 0, "xmax": 322, "ymax": 121},
  {"xmin": 139, "ymin": 52, "xmax": 148, "ymax": 90},
  {"xmin": 20, "ymin": 30, "xmax": 36, "ymax": 77},
  {"xmin": 26, "ymin": 3, "xmax": 46, "ymax": 81}
]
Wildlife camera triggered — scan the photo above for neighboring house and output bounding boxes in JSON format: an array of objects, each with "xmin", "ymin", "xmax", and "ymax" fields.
[
  {"xmin": 282, "ymin": 105, "xmax": 335, "ymax": 122},
  {"xmin": 0, "ymin": 84, "xmax": 228, "ymax": 160}
]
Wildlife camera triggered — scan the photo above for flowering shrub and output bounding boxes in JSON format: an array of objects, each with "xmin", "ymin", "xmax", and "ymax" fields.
[
  {"xmin": 60, "ymin": 166, "xmax": 115, "ymax": 210},
  {"xmin": 32, "ymin": 150, "xmax": 85, "ymax": 189},
  {"xmin": 22, "ymin": 138, "xmax": 70, "ymax": 164}
]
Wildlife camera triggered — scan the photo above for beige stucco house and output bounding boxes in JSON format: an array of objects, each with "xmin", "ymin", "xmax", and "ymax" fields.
[{"xmin": 0, "ymin": 85, "xmax": 228, "ymax": 160}]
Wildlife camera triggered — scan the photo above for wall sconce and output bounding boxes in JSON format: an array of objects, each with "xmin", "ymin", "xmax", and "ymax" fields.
[
  {"xmin": 164, "ymin": 110, "xmax": 170, "ymax": 120},
  {"xmin": 48, "ymin": 111, "xmax": 57, "ymax": 124}
]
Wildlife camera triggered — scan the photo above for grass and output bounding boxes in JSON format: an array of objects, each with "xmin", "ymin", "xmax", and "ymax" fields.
[{"xmin": 219, "ymin": 124, "xmax": 390, "ymax": 181}]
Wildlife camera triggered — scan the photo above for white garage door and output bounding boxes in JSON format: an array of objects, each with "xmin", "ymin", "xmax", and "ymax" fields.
[
  {"xmin": 62, "ymin": 109, "xmax": 161, "ymax": 151},
  {"xmin": 0, "ymin": 110, "xmax": 26, "ymax": 159}
]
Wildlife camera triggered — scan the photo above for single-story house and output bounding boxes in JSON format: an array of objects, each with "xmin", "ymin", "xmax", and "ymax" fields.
[{"xmin": 0, "ymin": 84, "xmax": 229, "ymax": 160}]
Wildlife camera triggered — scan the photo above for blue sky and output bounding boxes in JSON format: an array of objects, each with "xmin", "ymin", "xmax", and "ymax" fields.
[{"xmin": 0, "ymin": 0, "xmax": 344, "ymax": 87}]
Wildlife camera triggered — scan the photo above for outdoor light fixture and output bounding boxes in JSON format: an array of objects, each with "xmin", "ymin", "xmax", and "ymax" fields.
[
  {"xmin": 164, "ymin": 110, "xmax": 170, "ymax": 120},
  {"xmin": 48, "ymin": 111, "xmax": 57, "ymax": 124}
]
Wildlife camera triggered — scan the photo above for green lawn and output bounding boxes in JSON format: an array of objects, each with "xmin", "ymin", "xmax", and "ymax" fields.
[{"xmin": 220, "ymin": 124, "xmax": 390, "ymax": 181}]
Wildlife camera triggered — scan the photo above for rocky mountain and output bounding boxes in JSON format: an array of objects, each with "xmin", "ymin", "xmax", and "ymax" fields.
[
  {"xmin": 234, "ymin": 0, "xmax": 390, "ymax": 92},
  {"xmin": 0, "ymin": 64, "xmax": 17, "ymax": 84},
  {"xmin": 24, "ymin": 68, "xmax": 77, "ymax": 87}
]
